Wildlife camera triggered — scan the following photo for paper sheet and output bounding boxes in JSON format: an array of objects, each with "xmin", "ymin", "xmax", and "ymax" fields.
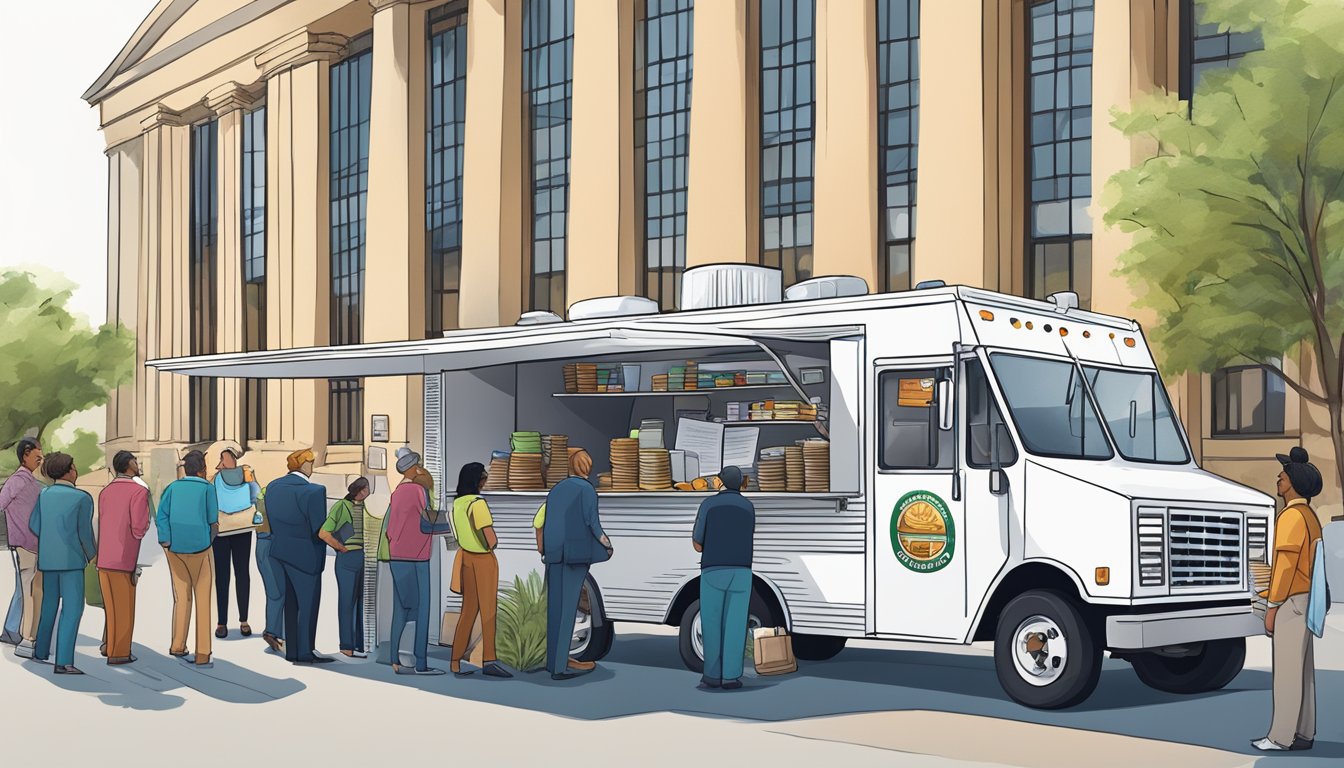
[
  {"xmin": 723, "ymin": 427, "xmax": 760, "ymax": 470},
  {"xmin": 675, "ymin": 418, "xmax": 724, "ymax": 476}
]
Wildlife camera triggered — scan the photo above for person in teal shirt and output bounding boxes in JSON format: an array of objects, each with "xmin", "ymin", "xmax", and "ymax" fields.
[
  {"xmin": 27, "ymin": 452, "xmax": 96, "ymax": 674},
  {"xmin": 156, "ymin": 451, "xmax": 220, "ymax": 666}
]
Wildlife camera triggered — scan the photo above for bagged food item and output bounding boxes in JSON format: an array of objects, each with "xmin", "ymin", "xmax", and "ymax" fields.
[{"xmin": 753, "ymin": 627, "xmax": 797, "ymax": 675}]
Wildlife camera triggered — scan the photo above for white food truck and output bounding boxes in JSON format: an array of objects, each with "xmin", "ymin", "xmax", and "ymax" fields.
[{"xmin": 153, "ymin": 267, "xmax": 1273, "ymax": 709}]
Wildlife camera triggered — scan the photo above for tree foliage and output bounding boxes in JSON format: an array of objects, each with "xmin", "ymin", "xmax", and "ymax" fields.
[
  {"xmin": 0, "ymin": 269, "xmax": 134, "ymax": 461},
  {"xmin": 1103, "ymin": 0, "xmax": 1344, "ymax": 499}
]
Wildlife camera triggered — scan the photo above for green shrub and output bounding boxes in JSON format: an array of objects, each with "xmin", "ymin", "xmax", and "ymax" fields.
[{"xmin": 497, "ymin": 570, "xmax": 548, "ymax": 672}]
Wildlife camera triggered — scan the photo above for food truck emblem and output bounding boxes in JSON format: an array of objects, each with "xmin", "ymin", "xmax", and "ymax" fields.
[{"xmin": 891, "ymin": 491, "xmax": 955, "ymax": 572}]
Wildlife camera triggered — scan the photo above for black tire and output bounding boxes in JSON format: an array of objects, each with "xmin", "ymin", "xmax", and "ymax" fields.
[
  {"xmin": 792, "ymin": 634, "xmax": 847, "ymax": 661},
  {"xmin": 1130, "ymin": 638, "xmax": 1245, "ymax": 694},
  {"xmin": 677, "ymin": 589, "xmax": 777, "ymax": 674},
  {"xmin": 994, "ymin": 589, "xmax": 1102, "ymax": 710},
  {"xmin": 571, "ymin": 578, "xmax": 614, "ymax": 663}
]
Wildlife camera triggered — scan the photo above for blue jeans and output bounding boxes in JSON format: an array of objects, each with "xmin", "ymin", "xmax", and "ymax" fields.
[
  {"xmin": 545, "ymin": 562, "xmax": 589, "ymax": 675},
  {"xmin": 700, "ymin": 567, "xmax": 752, "ymax": 684},
  {"xmin": 254, "ymin": 536, "xmax": 284, "ymax": 640},
  {"xmin": 3, "ymin": 549, "xmax": 22, "ymax": 638},
  {"xmin": 34, "ymin": 569, "xmax": 85, "ymax": 667},
  {"xmin": 334, "ymin": 550, "xmax": 365, "ymax": 652},
  {"xmin": 389, "ymin": 560, "xmax": 430, "ymax": 669}
]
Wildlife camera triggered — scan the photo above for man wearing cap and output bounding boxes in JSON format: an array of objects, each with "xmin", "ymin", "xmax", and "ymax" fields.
[
  {"xmin": 211, "ymin": 442, "xmax": 262, "ymax": 639},
  {"xmin": 265, "ymin": 449, "xmax": 332, "ymax": 664},
  {"xmin": 538, "ymin": 448, "xmax": 612, "ymax": 680},
  {"xmin": 691, "ymin": 466, "xmax": 755, "ymax": 690},
  {"xmin": 1253, "ymin": 447, "xmax": 1325, "ymax": 752}
]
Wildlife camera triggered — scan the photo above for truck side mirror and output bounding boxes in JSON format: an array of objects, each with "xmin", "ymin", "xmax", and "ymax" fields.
[
  {"xmin": 989, "ymin": 468, "xmax": 1009, "ymax": 496},
  {"xmin": 937, "ymin": 380, "xmax": 953, "ymax": 431}
]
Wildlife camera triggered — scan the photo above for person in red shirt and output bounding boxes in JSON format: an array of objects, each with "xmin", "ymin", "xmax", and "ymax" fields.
[{"xmin": 96, "ymin": 451, "xmax": 152, "ymax": 664}]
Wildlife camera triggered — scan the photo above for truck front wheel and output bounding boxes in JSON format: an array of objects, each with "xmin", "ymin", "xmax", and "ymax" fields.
[
  {"xmin": 993, "ymin": 590, "xmax": 1102, "ymax": 710},
  {"xmin": 1130, "ymin": 638, "xmax": 1245, "ymax": 695}
]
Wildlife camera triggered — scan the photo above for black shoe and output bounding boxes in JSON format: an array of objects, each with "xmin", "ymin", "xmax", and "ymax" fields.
[
  {"xmin": 108, "ymin": 655, "xmax": 137, "ymax": 665},
  {"xmin": 0, "ymin": 630, "xmax": 20, "ymax": 646},
  {"xmin": 54, "ymin": 665, "xmax": 85, "ymax": 675},
  {"xmin": 482, "ymin": 662, "xmax": 514, "ymax": 679},
  {"xmin": 698, "ymin": 677, "xmax": 722, "ymax": 689},
  {"xmin": 168, "ymin": 650, "xmax": 188, "ymax": 658},
  {"xmin": 551, "ymin": 672, "xmax": 581, "ymax": 680},
  {"xmin": 722, "ymin": 679, "xmax": 743, "ymax": 690},
  {"xmin": 310, "ymin": 655, "xmax": 335, "ymax": 664},
  {"xmin": 1290, "ymin": 736, "xmax": 1314, "ymax": 751}
]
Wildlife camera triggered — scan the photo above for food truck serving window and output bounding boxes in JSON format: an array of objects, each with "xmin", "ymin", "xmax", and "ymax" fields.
[{"xmin": 878, "ymin": 368, "xmax": 952, "ymax": 470}]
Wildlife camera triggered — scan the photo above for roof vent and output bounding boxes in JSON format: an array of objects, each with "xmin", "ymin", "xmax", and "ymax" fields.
[
  {"xmin": 915, "ymin": 280, "xmax": 946, "ymax": 290},
  {"xmin": 679, "ymin": 264, "xmax": 782, "ymax": 311},
  {"xmin": 567, "ymin": 295, "xmax": 661, "ymax": 321},
  {"xmin": 784, "ymin": 275, "xmax": 869, "ymax": 302},
  {"xmin": 516, "ymin": 310, "xmax": 564, "ymax": 326},
  {"xmin": 1047, "ymin": 291, "xmax": 1079, "ymax": 312}
]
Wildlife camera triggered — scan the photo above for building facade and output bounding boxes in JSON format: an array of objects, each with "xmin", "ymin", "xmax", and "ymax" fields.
[{"xmin": 89, "ymin": 0, "xmax": 1339, "ymax": 514}]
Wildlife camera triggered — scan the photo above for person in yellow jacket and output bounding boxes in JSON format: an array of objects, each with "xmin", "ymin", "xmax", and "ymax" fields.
[{"xmin": 1253, "ymin": 447, "xmax": 1324, "ymax": 752}]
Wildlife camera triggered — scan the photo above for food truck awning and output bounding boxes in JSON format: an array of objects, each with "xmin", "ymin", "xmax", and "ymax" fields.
[{"xmin": 146, "ymin": 322, "xmax": 862, "ymax": 379}]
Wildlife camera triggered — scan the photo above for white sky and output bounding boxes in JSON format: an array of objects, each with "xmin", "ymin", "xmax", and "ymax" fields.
[{"xmin": 0, "ymin": 0, "xmax": 158, "ymax": 324}]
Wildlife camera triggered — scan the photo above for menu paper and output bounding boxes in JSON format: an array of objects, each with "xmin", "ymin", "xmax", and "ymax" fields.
[
  {"xmin": 722, "ymin": 427, "xmax": 760, "ymax": 470},
  {"xmin": 675, "ymin": 418, "xmax": 724, "ymax": 476}
]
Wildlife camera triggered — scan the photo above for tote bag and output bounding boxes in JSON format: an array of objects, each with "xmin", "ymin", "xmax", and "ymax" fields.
[{"xmin": 1306, "ymin": 538, "xmax": 1329, "ymax": 638}]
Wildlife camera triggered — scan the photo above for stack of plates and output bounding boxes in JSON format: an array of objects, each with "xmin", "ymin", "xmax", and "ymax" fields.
[
  {"xmin": 638, "ymin": 419, "xmax": 665, "ymax": 449},
  {"xmin": 576, "ymin": 363, "xmax": 598, "ymax": 393},
  {"xmin": 611, "ymin": 438, "xmax": 640, "ymax": 491},
  {"xmin": 508, "ymin": 453, "xmax": 545, "ymax": 491},
  {"xmin": 651, "ymin": 374, "xmax": 669, "ymax": 392},
  {"xmin": 545, "ymin": 435, "xmax": 569, "ymax": 486},
  {"xmin": 639, "ymin": 449, "xmax": 673, "ymax": 490},
  {"xmin": 785, "ymin": 446, "xmax": 805, "ymax": 493},
  {"xmin": 683, "ymin": 361, "xmax": 699, "ymax": 390},
  {"xmin": 563, "ymin": 364, "xmax": 578, "ymax": 393},
  {"xmin": 758, "ymin": 448, "xmax": 787, "ymax": 492},
  {"xmin": 510, "ymin": 431, "xmax": 543, "ymax": 454},
  {"xmin": 596, "ymin": 472, "xmax": 613, "ymax": 490},
  {"xmin": 483, "ymin": 451, "xmax": 511, "ymax": 491},
  {"xmin": 802, "ymin": 439, "xmax": 830, "ymax": 493}
]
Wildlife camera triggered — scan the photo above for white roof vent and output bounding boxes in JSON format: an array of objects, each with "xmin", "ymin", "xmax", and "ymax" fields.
[
  {"xmin": 1047, "ymin": 291, "xmax": 1079, "ymax": 312},
  {"xmin": 567, "ymin": 295, "xmax": 661, "ymax": 321},
  {"xmin": 516, "ymin": 310, "xmax": 564, "ymax": 326},
  {"xmin": 915, "ymin": 280, "xmax": 946, "ymax": 290},
  {"xmin": 679, "ymin": 264, "xmax": 782, "ymax": 311},
  {"xmin": 784, "ymin": 275, "xmax": 869, "ymax": 302}
]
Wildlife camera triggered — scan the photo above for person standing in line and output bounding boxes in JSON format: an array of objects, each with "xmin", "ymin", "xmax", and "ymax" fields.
[
  {"xmin": 385, "ymin": 446, "xmax": 450, "ymax": 675},
  {"xmin": 157, "ymin": 450, "xmax": 220, "ymax": 667},
  {"xmin": 691, "ymin": 466, "xmax": 755, "ymax": 691},
  {"xmin": 2, "ymin": 438, "xmax": 44, "ymax": 658},
  {"xmin": 319, "ymin": 477, "xmax": 370, "ymax": 658},
  {"xmin": 253, "ymin": 486, "xmax": 285, "ymax": 654},
  {"xmin": 96, "ymin": 451, "xmax": 151, "ymax": 665},
  {"xmin": 539, "ymin": 449, "xmax": 611, "ymax": 681},
  {"xmin": 1253, "ymin": 447, "xmax": 1325, "ymax": 752},
  {"xmin": 27, "ymin": 452, "xmax": 95, "ymax": 675},
  {"xmin": 265, "ymin": 448, "xmax": 332, "ymax": 665},
  {"xmin": 211, "ymin": 443, "xmax": 262, "ymax": 639},
  {"xmin": 449, "ymin": 462, "xmax": 512, "ymax": 678}
]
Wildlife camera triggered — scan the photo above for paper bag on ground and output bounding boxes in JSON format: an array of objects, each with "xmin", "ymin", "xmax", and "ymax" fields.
[
  {"xmin": 752, "ymin": 627, "xmax": 797, "ymax": 676},
  {"xmin": 439, "ymin": 611, "xmax": 484, "ymax": 664}
]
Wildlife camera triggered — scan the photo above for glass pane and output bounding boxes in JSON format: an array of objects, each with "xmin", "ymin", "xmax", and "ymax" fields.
[{"xmin": 989, "ymin": 353, "xmax": 1113, "ymax": 459}]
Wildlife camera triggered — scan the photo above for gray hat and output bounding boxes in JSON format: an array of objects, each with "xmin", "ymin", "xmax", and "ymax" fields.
[{"xmin": 395, "ymin": 446, "xmax": 421, "ymax": 474}]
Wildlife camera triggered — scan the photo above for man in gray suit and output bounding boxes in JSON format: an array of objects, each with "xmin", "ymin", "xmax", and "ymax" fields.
[{"xmin": 540, "ymin": 451, "xmax": 611, "ymax": 680}]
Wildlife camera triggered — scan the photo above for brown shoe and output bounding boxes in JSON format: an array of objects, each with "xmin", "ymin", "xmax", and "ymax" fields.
[
  {"xmin": 567, "ymin": 659, "xmax": 596, "ymax": 671},
  {"xmin": 262, "ymin": 633, "xmax": 283, "ymax": 653}
]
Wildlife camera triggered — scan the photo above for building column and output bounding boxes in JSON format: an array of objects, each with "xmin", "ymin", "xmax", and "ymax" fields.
[
  {"xmin": 257, "ymin": 30, "xmax": 345, "ymax": 457},
  {"xmin": 460, "ymin": 0, "xmax": 523, "ymax": 328},
  {"xmin": 365, "ymin": 0, "xmax": 429, "ymax": 462},
  {"xmin": 1089, "ymin": 0, "xmax": 1136, "ymax": 319},
  {"xmin": 567, "ymin": 0, "xmax": 637, "ymax": 304},
  {"xmin": 207, "ymin": 83, "xmax": 260, "ymax": 443},
  {"xmin": 105, "ymin": 140, "xmax": 143, "ymax": 454},
  {"xmin": 812, "ymin": 0, "xmax": 878, "ymax": 288},
  {"xmin": 685, "ymin": 0, "xmax": 754, "ymax": 267}
]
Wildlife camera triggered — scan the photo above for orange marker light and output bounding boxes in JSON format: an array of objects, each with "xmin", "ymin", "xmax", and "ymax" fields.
[
  {"xmin": 1082, "ymin": 330, "xmax": 1091, "ymax": 338},
  {"xmin": 1095, "ymin": 567, "xmax": 1110, "ymax": 586},
  {"xmin": 1010, "ymin": 317, "xmax": 1021, "ymax": 328},
  {"xmin": 1025, "ymin": 321, "xmax": 1034, "ymax": 330},
  {"xmin": 1059, "ymin": 327, "xmax": 1068, "ymax": 337},
  {"xmin": 1124, "ymin": 337, "xmax": 1136, "ymax": 348},
  {"xmin": 979, "ymin": 310, "xmax": 995, "ymax": 321}
]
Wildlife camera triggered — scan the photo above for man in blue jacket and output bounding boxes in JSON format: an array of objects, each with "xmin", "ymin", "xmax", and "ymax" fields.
[
  {"xmin": 28, "ymin": 452, "xmax": 95, "ymax": 675},
  {"xmin": 264, "ymin": 449, "xmax": 332, "ymax": 664},
  {"xmin": 540, "ymin": 451, "xmax": 612, "ymax": 680},
  {"xmin": 691, "ymin": 466, "xmax": 755, "ymax": 690}
]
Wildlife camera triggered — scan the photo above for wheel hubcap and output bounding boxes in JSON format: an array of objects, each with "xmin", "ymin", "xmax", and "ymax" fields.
[
  {"xmin": 570, "ymin": 608, "xmax": 591, "ymax": 654},
  {"xmin": 692, "ymin": 611, "xmax": 764, "ymax": 661},
  {"xmin": 1012, "ymin": 615, "xmax": 1067, "ymax": 687}
]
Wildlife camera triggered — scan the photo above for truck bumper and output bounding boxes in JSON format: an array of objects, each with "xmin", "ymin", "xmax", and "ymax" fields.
[{"xmin": 1105, "ymin": 604, "xmax": 1263, "ymax": 650}]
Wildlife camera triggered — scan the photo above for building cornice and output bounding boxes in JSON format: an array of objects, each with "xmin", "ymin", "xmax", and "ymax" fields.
[
  {"xmin": 256, "ymin": 29, "xmax": 350, "ymax": 78},
  {"xmin": 369, "ymin": 0, "xmax": 418, "ymax": 9},
  {"xmin": 140, "ymin": 103, "xmax": 188, "ymax": 131},
  {"xmin": 204, "ymin": 81, "xmax": 261, "ymax": 115}
]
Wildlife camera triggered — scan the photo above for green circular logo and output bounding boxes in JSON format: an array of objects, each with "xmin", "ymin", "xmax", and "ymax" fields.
[{"xmin": 890, "ymin": 491, "xmax": 956, "ymax": 573}]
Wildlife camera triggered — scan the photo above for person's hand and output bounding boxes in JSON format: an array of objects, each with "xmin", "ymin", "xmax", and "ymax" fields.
[
  {"xmin": 1265, "ymin": 606, "xmax": 1277, "ymax": 636},
  {"xmin": 338, "ymin": 545, "xmax": 350, "ymax": 554}
]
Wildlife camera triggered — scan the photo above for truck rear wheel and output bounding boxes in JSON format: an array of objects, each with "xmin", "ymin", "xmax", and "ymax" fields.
[
  {"xmin": 1130, "ymin": 638, "xmax": 1245, "ymax": 694},
  {"xmin": 994, "ymin": 590, "xmax": 1102, "ymax": 710},
  {"xmin": 791, "ymin": 634, "xmax": 847, "ymax": 661}
]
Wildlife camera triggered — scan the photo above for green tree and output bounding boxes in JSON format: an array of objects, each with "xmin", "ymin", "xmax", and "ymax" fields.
[
  {"xmin": 1103, "ymin": 0, "xmax": 1344, "ymax": 511},
  {"xmin": 0, "ymin": 269, "xmax": 134, "ymax": 474}
]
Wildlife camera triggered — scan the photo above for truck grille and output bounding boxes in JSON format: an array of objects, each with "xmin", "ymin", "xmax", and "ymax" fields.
[{"xmin": 1168, "ymin": 510, "xmax": 1242, "ymax": 588}]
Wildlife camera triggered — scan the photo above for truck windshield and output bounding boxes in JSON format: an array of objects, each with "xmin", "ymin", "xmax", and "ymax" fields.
[
  {"xmin": 1084, "ymin": 366, "xmax": 1189, "ymax": 464},
  {"xmin": 989, "ymin": 354, "xmax": 1113, "ymax": 460}
]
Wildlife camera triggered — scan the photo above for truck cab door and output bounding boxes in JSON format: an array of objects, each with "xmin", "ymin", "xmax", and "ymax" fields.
[
  {"xmin": 961, "ymin": 354, "xmax": 1018, "ymax": 637},
  {"xmin": 872, "ymin": 363, "xmax": 967, "ymax": 640}
]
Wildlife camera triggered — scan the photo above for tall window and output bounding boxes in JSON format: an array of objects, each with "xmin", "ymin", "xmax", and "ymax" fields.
[
  {"xmin": 1212, "ymin": 365, "xmax": 1285, "ymax": 436},
  {"xmin": 636, "ymin": 0, "xmax": 694, "ymax": 311},
  {"xmin": 241, "ymin": 105, "xmax": 267, "ymax": 444},
  {"xmin": 427, "ymin": 2, "xmax": 469, "ymax": 336},
  {"xmin": 759, "ymin": 0, "xmax": 815, "ymax": 287},
  {"xmin": 189, "ymin": 120, "xmax": 218, "ymax": 443},
  {"xmin": 877, "ymin": 0, "xmax": 919, "ymax": 293},
  {"xmin": 329, "ymin": 44, "xmax": 372, "ymax": 445},
  {"xmin": 524, "ymin": 0, "xmax": 575, "ymax": 314},
  {"xmin": 1179, "ymin": 0, "xmax": 1262, "ymax": 101},
  {"xmin": 1027, "ymin": 0, "xmax": 1093, "ymax": 308}
]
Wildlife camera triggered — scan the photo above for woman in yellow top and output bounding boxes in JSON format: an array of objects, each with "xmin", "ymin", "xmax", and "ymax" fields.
[{"xmin": 450, "ymin": 462, "xmax": 512, "ymax": 678}]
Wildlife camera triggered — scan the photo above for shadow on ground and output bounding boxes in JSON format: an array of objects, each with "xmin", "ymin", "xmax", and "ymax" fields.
[{"xmin": 318, "ymin": 630, "xmax": 1343, "ymax": 764}]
